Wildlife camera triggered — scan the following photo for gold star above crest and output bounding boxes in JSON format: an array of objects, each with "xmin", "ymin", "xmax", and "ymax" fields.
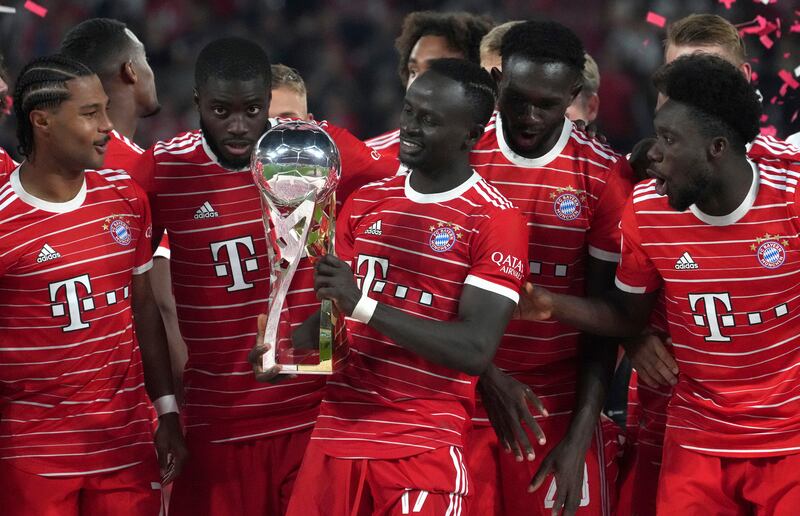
[
  {"xmin": 750, "ymin": 244, "xmax": 757, "ymax": 251},
  {"xmin": 437, "ymin": 222, "xmax": 445, "ymax": 227},
  {"xmin": 782, "ymin": 240, "xmax": 790, "ymax": 247},
  {"xmin": 429, "ymin": 225, "xmax": 435, "ymax": 231},
  {"xmin": 103, "ymin": 224, "xmax": 109, "ymax": 230},
  {"xmin": 549, "ymin": 192, "xmax": 558, "ymax": 199},
  {"xmin": 456, "ymin": 233, "xmax": 463, "ymax": 239}
]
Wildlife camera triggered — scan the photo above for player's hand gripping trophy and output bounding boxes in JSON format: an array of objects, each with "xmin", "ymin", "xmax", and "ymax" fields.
[{"xmin": 252, "ymin": 121, "xmax": 347, "ymax": 374}]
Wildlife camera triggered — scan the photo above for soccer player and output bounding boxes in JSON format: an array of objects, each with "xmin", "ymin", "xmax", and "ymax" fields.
[
  {"xmin": 0, "ymin": 54, "xmax": 186, "ymax": 515},
  {"xmin": 479, "ymin": 20, "xmax": 523, "ymax": 72},
  {"xmin": 521, "ymin": 53, "xmax": 800, "ymax": 514},
  {"xmin": 365, "ymin": 11, "xmax": 493, "ymax": 158},
  {"xmin": 60, "ymin": 17, "xmax": 187, "ymax": 400},
  {"xmin": 60, "ymin": 18, "xmax": 160, "ymax": 172},
  {"xmin": 618, "ymin": 15, "xmax": 800, "ymax": 515},
  {"xmin": 277, "ymin": 57, "xmax": 527, "ymax": 516},
  {"xmin": 133, "ymin": 37, "xmax": 396, "ymax": 516},
  {"xmin": 565, "ymin": 54, "xmax": 600, "ymax": 125},
  {"xmin": 466, "ymin": 21, "xmax": 633, "ymax": 516},
  {"xmin": 270, "ymin": 63, "xmax": 311, "ymax": 120}
]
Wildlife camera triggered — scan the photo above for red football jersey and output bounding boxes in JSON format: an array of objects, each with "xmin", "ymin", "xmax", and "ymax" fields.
[
  {"xmin": 0, "ymin": 146, "xmax": 19, "ymax": 184},
  {"xmin": 617, "ymin": 152, "xmax": 800, "ymax": 457},
  {"xmin": 105, "ymin": 130, "xmax": 145, "ymax": 173},
  {"xmin": 470, "ymin": 114, "xmax": 633, "ymax": 420},
  {"xmin": 365, "ymin": 128, "xmax": 400, "ymax": 159},
  {"xmin": 310, "ymin": 171, "xmax": 529, "ymax": 459},
  {"xmin": 0, "ymin": 167, "xmax": 155, "ymax": 476},
  {"xmin": 133, "ymin": 121, "xmax": 395, "ymax": 443}
]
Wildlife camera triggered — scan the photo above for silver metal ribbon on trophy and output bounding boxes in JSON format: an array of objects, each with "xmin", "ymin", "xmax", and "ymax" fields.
[{"xmin": 252, "ymin": 121, "xmax": 347, "ymax": 374}]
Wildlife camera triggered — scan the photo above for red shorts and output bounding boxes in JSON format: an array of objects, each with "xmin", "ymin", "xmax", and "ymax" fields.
[
  {"xmin": 169, "ymin": 427, "xmax": 311, "ymax": 516},
  {"xmin": 657, "ymin": 430, "xmax": 800, "ymax": 515},
  {"xmin": 465, "ymin": 414, "xmax": 620, "ymax": 516},
  {"xmin": 0, "ymin": 456, "xmax": 162, "ymax": 516},
  {"xmin": 286, "ymin": 441, "xmax": 470, "ymax": 516}
]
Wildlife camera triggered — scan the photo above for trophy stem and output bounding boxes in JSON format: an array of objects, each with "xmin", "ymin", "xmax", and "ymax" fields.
[{"xmin": 319, "ymin": 298, "xmax": 333, "ymax": 362}]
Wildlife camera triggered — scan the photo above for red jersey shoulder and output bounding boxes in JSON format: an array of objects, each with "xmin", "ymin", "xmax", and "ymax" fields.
[
  {"xmin": 365, "ymin": 128, "xmax": 400, "ymax": 154},
  {"xmin": 152, "ymin": 130, "xmax": 205, "ymax": 163},
  {"xmin": 749, "ymin": 135, "xmax": 800, "ymax": 161}
]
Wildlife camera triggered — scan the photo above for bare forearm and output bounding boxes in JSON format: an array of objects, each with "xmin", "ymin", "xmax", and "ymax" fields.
[
  {"xmin": 368, "ymin": 302, "xmax": 510, "ymax": 376},
  {"xmin": 564, "ymin": 337, "xmax": 616, "ymax": 448},
  {"xmin": 550, "ymin": 292, "xmax": 645, "ymax": 337},
  {"xmin": 134, "ymin": 295, "xmax": 175, "ymax": 400}
]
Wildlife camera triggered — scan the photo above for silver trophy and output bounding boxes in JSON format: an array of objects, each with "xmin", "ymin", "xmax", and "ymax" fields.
[{"xmin": 252, "ymin": 121, "xmax": 346, "ymax": 374}]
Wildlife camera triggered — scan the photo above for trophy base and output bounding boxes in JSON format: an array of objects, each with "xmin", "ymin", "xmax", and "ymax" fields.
[{"xmin": 279, "ymin": 359, "xmax": 334, "ymax": 374}]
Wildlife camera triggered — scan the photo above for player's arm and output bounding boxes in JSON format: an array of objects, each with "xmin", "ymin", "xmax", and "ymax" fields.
[
  {"xmin": 132, "ymin": 270, "xmax": 188, "ymax": 483},
  {"xmin": 314, "ymin": 253, "xmax": 515, "ymax": 375}
]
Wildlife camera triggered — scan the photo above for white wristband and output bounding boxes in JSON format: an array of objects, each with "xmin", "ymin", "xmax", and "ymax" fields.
[
  {"xmin": 153, "ymin": 395, "xmax": 179, "ymax": 417},
  {"xmin": 351, "ymin": 294, "xmax": 378, "ymax": 324}
]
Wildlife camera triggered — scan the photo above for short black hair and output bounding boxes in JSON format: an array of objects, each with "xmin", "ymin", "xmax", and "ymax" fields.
[
  {"xmin": 427, "ymin": 58, "xmax": 497, "ymax": 127},
  {"xmin": 500, "ymin": 20, "xmax": 585, "ymax": 76},
  {"xmin": 13, "ymin": 54, "xmax": 94, "ymax": 157},
  {"xmin": 395, "ymin": 11, "xmax": 493, "ymax": 86},
  {"xmin": 60, "ymin": 18, "xmax": 136, "ymax": 76},
  {"xmin": 195, "ymin": 37, "xmax": 271, "ymax": 89},
  {"xmin": 653, "ymin": 53, "xmax": 760, "ymax": 149}
]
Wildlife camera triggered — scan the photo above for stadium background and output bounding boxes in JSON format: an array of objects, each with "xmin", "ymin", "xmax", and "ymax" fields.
[{"xmin": 0, "ymin": 0, "xmax": 797, "ymax": 158}]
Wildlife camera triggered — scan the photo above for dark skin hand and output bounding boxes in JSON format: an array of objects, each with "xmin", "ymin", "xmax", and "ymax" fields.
[
  {"xmin": 527, "ymin": 257, "xmax": 617, "ymax": 516},
  {"xmin": 571, "ymin": 119, "xmax": 607, "ymax": 144},
  {"xmin": 622, "ymin": 330, "xmax": 678, "ymax": 388},
  {"xmin": 314, "ymin": 254, "xmax": 516, "ymax": 376},
  {"xmin": 478, "ymin": 364, "xmax": 548, "ymax": 462},
  {"xmin": 629, "ymin": 137, "xmax": 656, "ymax": 182}
]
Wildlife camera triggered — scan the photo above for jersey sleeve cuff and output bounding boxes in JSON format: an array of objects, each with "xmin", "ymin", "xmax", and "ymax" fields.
[
  {"xmin": 614, "ymin": 276, "xmax": 649, "ymax": 294},
  {"xmin": 132, "ymin": 259, "xmax": 154, "ymax": 275},
  {"xmin": 588, "ymin": 245, "xmax": 621, "ymax": 263},
  {"xmin": 464, "ymin": 274, "xmax": 520, "ymax": 304},
  {"xmin": 153, "ymin": 246, "xmax": 171, "ymax": 260}
]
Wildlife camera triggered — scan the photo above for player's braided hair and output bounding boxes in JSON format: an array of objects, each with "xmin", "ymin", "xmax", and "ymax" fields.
[
  {"xmin": 395, "ymin": 11, "xmax": 493, "ymax": 86},
  {"xmin": 13, "ymin": 54, "xmax": 94, "ymax": 158},
  {"xmin": 653, "ymin": 54, "xmax": 760, "ymax": 150},
  {"xmin": 195, "ymin": 37, "xmax": 271, "ymax": 89},
  {"xmin": 60, "ymin": 18, "xmax": 133, "ymax": 76},
  {"xmin": 427, "ymin": 58, "xmax": 497, "ymax": 127},
  {"xmin": 500, "ymin": 21, "xmax": 585, "ymax": 78}
]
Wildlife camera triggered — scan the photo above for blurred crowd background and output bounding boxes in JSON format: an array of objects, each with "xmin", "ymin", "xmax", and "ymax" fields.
[{"xmin": 0, "ymin": 0, "xmax": 797, "ymax": 157}]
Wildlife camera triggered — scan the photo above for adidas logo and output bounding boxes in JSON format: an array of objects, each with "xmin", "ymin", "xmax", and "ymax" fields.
[
  {"xmin": 364, "ymin": 220, "xmax": 382, "ymax": 236},
  {"xmin": 37, "ymin": 243, "xmax": 61, "ymax": 263},
  {"xmin": 675, "ymin": 251, "xmax": 699, "ymax": 270},
  {"xmin": 194, "ymin": 201, "xmax": 219, "ymax": 219}
]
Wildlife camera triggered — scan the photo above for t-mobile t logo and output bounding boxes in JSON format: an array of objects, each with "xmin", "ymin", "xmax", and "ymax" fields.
[
  {"xmin": 356, "ymin": 254, "xmax": 389, "ymax": 294},
  {"xmin": 688, "ymin": 292, "xmax": 734, "ymax": 342},
  {"xmin": 49, "ymin": 274, "xmax": 94, "ymax": 332},
  {"xmin": 210, "ymin": 236, "xmax": 259, "ymax": 292}
]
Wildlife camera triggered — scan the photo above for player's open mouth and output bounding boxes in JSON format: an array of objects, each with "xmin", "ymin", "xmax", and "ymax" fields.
[
  {"xmin": 648, "ymin": 169, "xmax": 668, "ymax": 196},
  {"xmin": 93, "ymin": 138, "xmax": 109, "ymax": 155},
  {"xmin": 400, "ymin": 138, "xmax": 423, "ymax": 152},
  {"xmin": 224, "ymin": 141, "xmax": 252, "ymax": 156}
]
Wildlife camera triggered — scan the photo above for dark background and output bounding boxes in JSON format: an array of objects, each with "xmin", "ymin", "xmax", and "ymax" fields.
[{"xmin": 0, "ymin": 0, "xmax": 798, "ymax": 156}]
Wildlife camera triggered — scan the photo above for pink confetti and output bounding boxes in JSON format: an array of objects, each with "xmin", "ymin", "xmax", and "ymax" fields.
[
  {"xmin": 643, "ymin": 38, "xmax": 650, "ymax": 47},
  {"xmin": 770, "ymin": 96, "xmax": 778, "ymax": 105},
  {"xmin": 791, "ymin": 22, "xmax": 800, "ymax": 34},
  {"xmin": 784, "ymin": 53, "xmax": 792, "ymax": 59},
  {"xmin": 646, "ymin": 11, "xmax": 666, "ymax": 28},
  {"xmin": 760, "ymin": 35, "xmax": 774, "ymax": 49},
  {"xmin": 760, "ymin": 126, "xmax": 778, "ymax": 137},
  {"xmin": 719, "ymin": 0, "xmax": 735, "ymax": 8},
  {"xmin": 791, "ymin": 111, "xmax": 799, "ymax": 124},
  {"xmin": 23, "ymin": 0, "xmax": 46, "ymax": 17},
  {"xmin": 760, "ymin": 114, "xmax": 769, "ymax": 123},
  {"xmin": 779, "ymin": 69, "xmax": 800, "ymax": 89},
  {"xmin": 751, "ymin": 71, "xmax": 759, "ymax": 81}
]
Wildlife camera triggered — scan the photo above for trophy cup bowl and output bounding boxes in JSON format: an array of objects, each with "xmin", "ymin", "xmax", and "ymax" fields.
[{"xmin": 252, "ymin": 121, "xmax": 345, "ymax": 374}]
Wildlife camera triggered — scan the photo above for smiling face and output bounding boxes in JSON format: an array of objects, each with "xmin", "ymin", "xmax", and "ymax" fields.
[
  {"xmin": 398, "ymin": 71, "xmax": 475, "ymax": 173},
  {"xmin": 646, "ymin": 100, "xmax": 714, "ymax": 211},
  {"xmin": 35, "ymin": 74, "xmax": 112, "ymax": 171},
  {"xmin": 496, "ymin": 56, "xmax": 580, "ymax": 157},
  {"xmin": 196, "ymin": 76, "xmax": 271, "ymax": 169}
]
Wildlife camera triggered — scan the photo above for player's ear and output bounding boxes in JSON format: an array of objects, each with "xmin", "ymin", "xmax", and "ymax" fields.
[
  {"xmin": 29, "ymin": 109, "xmax": 50, "ymax": 134},
  {"xmin": 466, "ymin": 123, "xmax": 484, "ymax": 148},
  {"xmin": 121, "ymin": 60, "xmax": 136, "ymax": 85},
  {"xmin": 490, "ymin": 67, "xmax": 502, "ymax": 86},
  {"xmin": 708, "ymin": 136, "xmax": 728, "ymax": 160}
]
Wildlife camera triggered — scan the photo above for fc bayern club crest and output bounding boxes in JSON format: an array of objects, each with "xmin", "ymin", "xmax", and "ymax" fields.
[
  {"xmin": 751, "ymin": 233, "xmax": 789, "ymax": 269},
  {"xmin": 429, "ymin": 222, "xmax": 463, "ymax": 253},
  {"xmin": 104, "ymin": 215, "xmax": 133, "ymax": 246},
  {"xmin": 551, "ymin": 186, "xmax": 587, "ymax": 222}
]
